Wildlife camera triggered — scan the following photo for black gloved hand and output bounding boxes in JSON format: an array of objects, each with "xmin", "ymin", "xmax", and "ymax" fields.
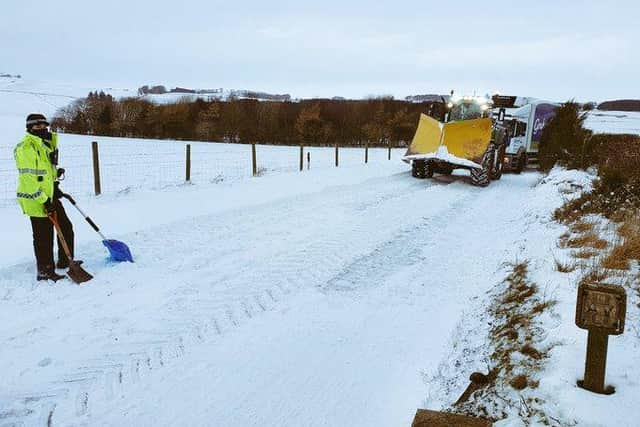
[
  {"xmin": 57, "ymin": 167, "xmax": 65, "ymax": 178},
  {"xmin": 53, "ymin": 182, "xmax": 63, "ymax": 199},
  {"xmin": 43, "ymin": 198, "xmax": 56, "ymax": 215}
]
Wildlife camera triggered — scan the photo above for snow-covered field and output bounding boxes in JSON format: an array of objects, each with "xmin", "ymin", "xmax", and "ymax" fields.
[
  {"xmin": 0, "ymin": 132, "xmax": 401, "ymax": 208},
  {"xmin": 2, "ymin": 82, "xmax": 640, "ymax": 426},
  {"xmin": 585, "ymin": 110, "xmax": 640, "ymax": 135}
]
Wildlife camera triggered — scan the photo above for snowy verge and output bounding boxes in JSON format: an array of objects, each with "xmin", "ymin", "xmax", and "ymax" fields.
[{"xmin": 422, "ymin": 167, "xmax": 640, "ymax": 426}]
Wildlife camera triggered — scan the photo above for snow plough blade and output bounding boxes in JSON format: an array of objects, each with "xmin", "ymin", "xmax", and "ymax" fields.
[
  {"xmin": 440, "ymin": 118, "xmax": 492, "ymax": 161},
  {"xmin": 403, "ymin": 114, "xmax": 493, "ymax": 166},
  {"xmin": 403, "ymin": 114, "xmax": 442, "ymax": 158}
]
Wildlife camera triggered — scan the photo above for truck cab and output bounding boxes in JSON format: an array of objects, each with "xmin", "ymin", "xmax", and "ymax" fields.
[{"xmin": 498, "ymin": 100, "xmax": 559, "ymax": 173}]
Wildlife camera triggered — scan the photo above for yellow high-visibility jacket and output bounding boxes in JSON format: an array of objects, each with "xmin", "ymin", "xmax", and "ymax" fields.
[{"xmin": 14, "ymin": 132, "xmax": 59, "ymax": 217}]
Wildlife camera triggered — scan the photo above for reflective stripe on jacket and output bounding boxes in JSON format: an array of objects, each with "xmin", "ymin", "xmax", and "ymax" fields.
[{"xmin": 14, "ymin": 132, "xmax": 58, "ymax": 217}]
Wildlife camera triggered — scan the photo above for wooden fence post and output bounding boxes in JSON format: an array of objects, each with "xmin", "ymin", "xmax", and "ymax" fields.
[
  {"xmin": 300, "ymin": 145, "xmax": 304, "ymax": 171},
  {"xmin": 91, "ymin": 141, "xmax": 101, "ymax": 196},
  {"xmin": 307, "ymin": 151, "xmax": 310, "ymax": 170},
  {"xmin": 185, "ymin": 144, "xmax": 191, "ymax": 182},
  {"xmin": 388, "ymin": 139, "xmax": 391, "ymax": 160},
  {"xmin": 335, "ymin": 144, "xmax": 339, "ymax": 167},
  {"xmin": 251, "ymin": 143, "xmax": 257, "ymax": 176},
  {"xmin": 365, "ymin": 143, "xmax": 369, "ymax": 164}
]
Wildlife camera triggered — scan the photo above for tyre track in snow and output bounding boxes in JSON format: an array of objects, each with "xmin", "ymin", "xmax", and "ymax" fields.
[{"xmin": 1, "ymin": 172, "xmax": 489, "ymax": 425}]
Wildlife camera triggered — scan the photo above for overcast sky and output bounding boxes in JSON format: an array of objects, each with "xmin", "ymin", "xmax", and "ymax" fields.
[{"xmin": 1, "ymin": 0, "xmax": 638, "ymax": 101}]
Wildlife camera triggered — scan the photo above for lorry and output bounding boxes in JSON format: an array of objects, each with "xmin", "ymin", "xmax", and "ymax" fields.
[
  {"xmin": 495, "ymin": 99, "xmax": 559, "ymax": 173},
  {"xmin": 403, "ymin": 95, "xmax": 508, "ymax": 187}
]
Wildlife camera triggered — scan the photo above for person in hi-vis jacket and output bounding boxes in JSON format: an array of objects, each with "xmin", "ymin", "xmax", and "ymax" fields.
[{"xmin": 14, "ymin": 113, "xmax": 78, "ymax": 281}]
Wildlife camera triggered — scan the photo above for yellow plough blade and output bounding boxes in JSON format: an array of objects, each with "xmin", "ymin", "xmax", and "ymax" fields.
[
  {"xmin": 404, "ymin": 114, "xmax": 442, "ymax": 156},
  {"xmin": 441, "ymin": 118, "xmax": 492, "ymax": 161},
  {"xmin": 404, "ymin": 114, "xmax": 492, "ymax": 164}
]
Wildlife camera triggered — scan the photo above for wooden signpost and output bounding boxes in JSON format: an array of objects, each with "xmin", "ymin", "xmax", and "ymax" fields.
[{"xmin": 575, "ymin": 282, "xmax": 626, "ymax": 395}]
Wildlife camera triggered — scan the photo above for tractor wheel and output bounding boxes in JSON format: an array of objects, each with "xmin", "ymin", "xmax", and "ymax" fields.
[
  {"xmin": 412, "ymin": 160, "xmax": 428, "ymax": 179},
  {"xmin": 491, "ymin": 145, "xmax": 505, "ymax": 180},
  {"xmin": 471, "ymin": 149, "xmax": 493, "ymax": 187},
  {"xmin": 470, "ymin": 167, "xmax": 490, "ymax": 187},
  {"xmin": 411, "ymin": 161, "xmax": 420, "ymax": 178},
  {"xmin": 425, "ymin": 161, "xmax": 434, "ymax": 178}
]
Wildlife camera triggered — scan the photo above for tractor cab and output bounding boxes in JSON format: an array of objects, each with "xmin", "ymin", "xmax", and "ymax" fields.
[{"xmin": 447, "ymin": 96, "xmax": 493, "ymax": 122}]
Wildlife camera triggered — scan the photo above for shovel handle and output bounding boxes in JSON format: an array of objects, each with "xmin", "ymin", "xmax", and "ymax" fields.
[
  {"xmin": 85, "ymin": 217, "xmax": 100, "ymax": 232},
  {"xmin": 61, "ymin": 192, "xmax": 76, "ymax": 204},
  {"xmin": 49, "ymin": 213, "xmax": 74, "ymax": 263}
]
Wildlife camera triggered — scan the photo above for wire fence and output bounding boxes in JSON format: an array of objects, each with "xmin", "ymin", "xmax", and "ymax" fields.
[{"xmin": 0, "ymin": 134, "xmax": 405, "ymax": 208}]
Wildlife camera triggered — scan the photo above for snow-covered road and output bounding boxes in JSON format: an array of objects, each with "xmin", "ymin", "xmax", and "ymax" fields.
[{"xmin": 2, "ymin": 165, "xmax": 542, "ymax": 426}]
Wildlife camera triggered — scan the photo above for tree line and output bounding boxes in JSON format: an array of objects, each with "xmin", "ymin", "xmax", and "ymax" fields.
[{"xmin": 51, "ymin": 92, "xmax": 439, "ymax": 147}]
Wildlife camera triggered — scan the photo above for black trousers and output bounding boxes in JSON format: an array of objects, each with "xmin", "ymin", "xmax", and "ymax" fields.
[{"xmin": 29, "ymin": 199, "xmax": 74, "ymax": 273}]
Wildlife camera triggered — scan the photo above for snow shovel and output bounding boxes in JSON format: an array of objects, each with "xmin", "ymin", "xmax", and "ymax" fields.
[
  {"xmin": 49, "ymin": 212, "xmax": 93, "ymax": 284},
  {"xmin": 61, "ymin": 193, "xmax": 134, "ymax": 263}
]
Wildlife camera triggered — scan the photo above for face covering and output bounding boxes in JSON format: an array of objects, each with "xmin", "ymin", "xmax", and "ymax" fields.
[{"xmin": 29, "ymin": 128, "xmax": 53, "ymax": 141}]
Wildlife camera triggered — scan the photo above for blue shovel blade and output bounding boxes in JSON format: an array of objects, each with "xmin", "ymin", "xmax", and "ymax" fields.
[{"xmin": 102, "ymin": 239, "xmax": 134, "ymax": 262}]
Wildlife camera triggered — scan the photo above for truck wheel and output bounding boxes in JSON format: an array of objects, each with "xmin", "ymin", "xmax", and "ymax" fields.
[{"xmin": 514, "ymin": 155, "xmax": 525, "ymax": 174}]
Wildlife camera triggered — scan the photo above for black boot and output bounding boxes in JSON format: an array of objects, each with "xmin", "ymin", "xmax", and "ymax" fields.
[
  {"xmin": 56, "ymin": 259, "xmax": 83, "ymax": 269},
  {"xmin": 37, "ymin": 267, "xmax": 66, "ymax": 282}
]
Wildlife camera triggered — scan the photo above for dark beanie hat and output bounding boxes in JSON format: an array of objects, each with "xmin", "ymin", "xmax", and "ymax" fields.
[{"xmin": 26, "ymin": 113, "xmax": 49, "ymax": 129}]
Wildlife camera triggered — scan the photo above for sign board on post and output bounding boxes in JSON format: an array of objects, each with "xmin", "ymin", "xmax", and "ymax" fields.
[
  {"xmin": 576, "ymin": 282, "xmax": 626, "ymax": 335},
  {"xmin": 575, "ymin": 282, "xmax": 626, "ymax": 395}
]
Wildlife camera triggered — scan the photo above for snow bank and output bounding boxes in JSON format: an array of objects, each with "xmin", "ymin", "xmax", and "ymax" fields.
[{"xmin": 423, "ymin": 167, "xmax": 640, "ymax": 426}]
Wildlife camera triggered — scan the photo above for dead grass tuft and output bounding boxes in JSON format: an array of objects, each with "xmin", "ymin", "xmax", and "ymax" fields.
[
  {"xmin": 567, "ymin": 231, "xmax": 608, "ymax": 250},
  {"xmin": 572, "ymin": 249, "xmax": 598, "ymax": 259},
  {"xmin": 602, "ymin": 244, "xmax": 635, "ymax": 270},
  {"xmin": 570, "ymin": 220, "xmax": 594, "ymax": 234},
  {"xmin": 531, "ymin": 300, "xmax": 558, "ymax": 315},
  {"xmin": 520, "ymin": 344, "xmax": 544, "ymax": 360},
  {"xmin": 554, "ymin": 257, "xmax": 575, "ymax": 273},
  {"xmin": 579, "ymin": 268, "xmax": 610, "ymax": 285},
  {"xmin": 509, "ymin": 375, "xmax": 528, "ymax": 390},
  {"xmin": 557, "ymin": 232, "xmax": 570, "ymax": 249},
  {"xmin": 600, "ymin": 212, "xmax": 640, "ymax": 270},
  {"xmin": 618, "ymin": 214, "xmax": 640, "ymax": 239}
]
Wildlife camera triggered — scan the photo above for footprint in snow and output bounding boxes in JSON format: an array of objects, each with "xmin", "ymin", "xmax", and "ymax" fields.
[{"xmin": 38, "ymin": 357, "xmax": 52, "ymax": 367}]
